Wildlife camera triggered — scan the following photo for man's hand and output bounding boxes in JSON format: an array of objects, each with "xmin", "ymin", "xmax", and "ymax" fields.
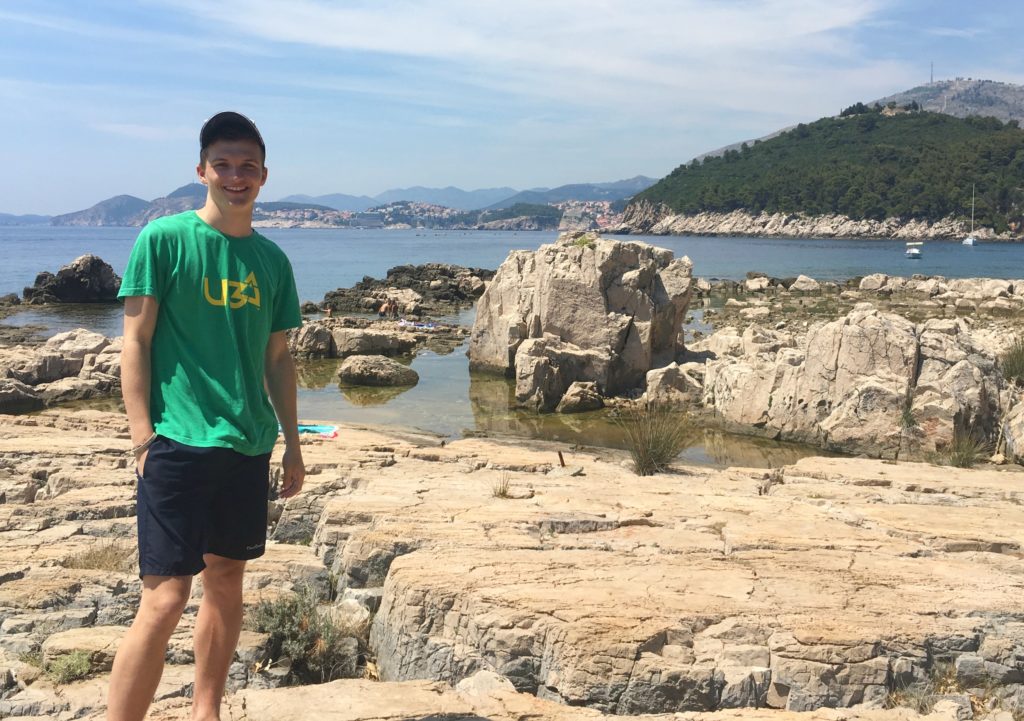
[
  {"xmin": 278, "ymin": 445, "xmax": 305, "ymax": 499},
  {"xmin": 136, "ymin": 447, "xmax": 150, "ymax": 476}
]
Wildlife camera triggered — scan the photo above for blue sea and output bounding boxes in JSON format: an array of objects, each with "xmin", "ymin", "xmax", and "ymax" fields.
[{"xmin": 2, "ymin": 226, "xmax": 1022, "ymax": 465}]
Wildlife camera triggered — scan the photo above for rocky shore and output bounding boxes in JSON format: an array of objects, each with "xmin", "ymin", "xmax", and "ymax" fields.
[
  {"xmin": 321, "ymin": 263, "xmax": 494, "ymax": 317},
  {"xmin": 613, "ymin": 200, "xmax": 1020, "ymax": 241},
  {"xmin": 1, "ymin": 411, "xmax": 1023, "ymax": 719}
]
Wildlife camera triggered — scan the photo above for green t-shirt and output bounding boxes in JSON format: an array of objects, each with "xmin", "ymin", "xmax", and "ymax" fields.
[{"xmin": 118, "ymin": 211, "xmax": 301, "ymax": 455}]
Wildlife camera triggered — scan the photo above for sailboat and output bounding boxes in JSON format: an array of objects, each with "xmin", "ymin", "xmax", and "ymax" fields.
[
  {"xmin": 906, "ymin": 241, "xmax": 923, "ymax": 259},
  {"xmin": 962, "ymin": 185, "xmax": 978, "ymax": 246}
]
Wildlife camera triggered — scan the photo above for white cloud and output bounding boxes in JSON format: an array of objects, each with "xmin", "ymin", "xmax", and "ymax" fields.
[{"xmin": 158, "ymin": 0, "xmax": 900, "ymax": 119}]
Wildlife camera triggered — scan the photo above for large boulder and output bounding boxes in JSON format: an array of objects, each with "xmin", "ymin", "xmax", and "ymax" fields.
[
  {"xmin": 555, "ymin": 381, "xmax": 604, "ymax": 414},
  {"xmin": 469, "ymin": 232, "xmax": 693, "ymax": 407},
  {"xmin": 337, "ymin": 355, "xmax": 419, "ymax": 387},
  {"xmin": 22, "ymin": 254, "xmax": 121, "ymax": 304},
  {"xmin": 514, "ymin": 336, "xmax": 610, "ymax": 412},
  {"xmin": 702, "ymin": 306, "xmax": 1005, "ymax": 457},
  {"xmin": 332, "ymin": 328, "xmax": 417, "ymax": 358}
]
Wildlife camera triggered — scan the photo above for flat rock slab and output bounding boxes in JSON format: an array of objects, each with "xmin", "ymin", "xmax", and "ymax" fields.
[{"xmin": 2, "ymin": 410, "xmax": 1024, "ymax": 719}]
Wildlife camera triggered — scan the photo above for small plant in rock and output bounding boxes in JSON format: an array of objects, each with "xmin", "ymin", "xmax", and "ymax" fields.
[
  {"xmin": 887, "ymin": 661, "xmax": 958, "ymax": 713},
  {"xmin": 614, "ymin": 402, "xmax": 692, "ymax": 476},
  {"xmin": 1002, "ymin": 336, "xmax": 1024, "ymax": 388},
  {"xmin": 18, "ymin": 650, "xmax": 43, "ymax": 668},
  {"xmin": 248, "ymin": 585, "xmax": 361, "ymax": 685},
  {"xmin": 899, "ymin": 389, "xmax": 918, "ymax": 430},
  {"xmin": 491, "ymin": 471, "xmax": 512, "ymax": 499},
  {"xmin": 944, "ymin": 425, "xmax": 990, "ymax": 469},
  {"xmin": 62, "ymin": 541, "xmax": 136, "ymax": 573},
  {"xmin": 45, "ymin": 651, "xmax": 93, "ymax": 685}
]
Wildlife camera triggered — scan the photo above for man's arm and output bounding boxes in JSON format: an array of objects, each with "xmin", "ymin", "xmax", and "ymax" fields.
[
  {"xmin": 122, "ymin": 295, "xmax": 159, "ymax": 470},
  {"xmin": 265, "ymin": 331, "xmax": 305, "ymax": 498}
]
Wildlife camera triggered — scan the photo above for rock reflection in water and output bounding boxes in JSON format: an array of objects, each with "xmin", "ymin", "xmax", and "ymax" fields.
[
  {"xmin": 469, "ymin": 372, "xmax": 827, "ymax": 468},
  {"xmin": 295, "ymin": 359, "xmax": 342, "ymax": 389},
  {"xmin": 339, "ymin": 384, "xmax": 413, "ymax": 407}
]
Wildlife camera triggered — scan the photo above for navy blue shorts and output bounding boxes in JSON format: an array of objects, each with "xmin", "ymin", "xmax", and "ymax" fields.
[{"xmin": 135, "ymin": 435, "xmax": 271, "ymax": 578}]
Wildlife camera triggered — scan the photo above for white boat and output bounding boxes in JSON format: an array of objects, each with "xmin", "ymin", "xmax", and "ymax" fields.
[
  {"xmin": 906, "ymin": 242, "xmax": 923, "ymax": 259},
  {"xmin": 962, "ymin": 185, "xmax": 978, "ymax": 245}
]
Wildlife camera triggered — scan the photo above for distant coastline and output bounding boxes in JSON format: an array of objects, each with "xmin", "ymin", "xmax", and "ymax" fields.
[{"xmin": 612, "ymin": 201, "xmax": 1022, "ymax": 242}]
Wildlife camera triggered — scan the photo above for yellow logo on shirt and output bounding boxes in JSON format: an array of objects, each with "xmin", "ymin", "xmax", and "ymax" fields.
[{"xmin": 203, "ymin": 272, "xmax": 261, "ymax": 309}]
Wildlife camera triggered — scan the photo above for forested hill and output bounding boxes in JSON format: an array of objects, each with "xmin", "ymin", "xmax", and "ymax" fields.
[{"xmin": 632, "ymin": 109, "xmax": 1024, "ymax": 232}]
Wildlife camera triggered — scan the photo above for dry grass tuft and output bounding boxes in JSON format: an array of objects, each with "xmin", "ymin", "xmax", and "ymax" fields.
[
  {"xmin": 62, "ymin": 541, "xmax": 136, "ymax": 573},
  {"xmin": 614, "ymin": 402, "xmax": 693, "ymax": 476}
]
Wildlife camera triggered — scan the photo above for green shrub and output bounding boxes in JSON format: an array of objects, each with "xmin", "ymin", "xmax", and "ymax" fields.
[
  {"xmin": 1002, "ymin": 337, "xmax": 1024, "ymax": 388},
  {"xmin": 46, "ymin": 651, "xmax": 92, "ymax": 684},
  {"xmin": 248, "ymin": 585, "xmax": 360, "ymax": 684},
  {"xmin": 614, "ymin": 403, "xmax": 692, "ymax": 476}
]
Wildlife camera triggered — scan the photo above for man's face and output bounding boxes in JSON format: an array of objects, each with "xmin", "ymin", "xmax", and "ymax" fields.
[{"xmin": 196, "ymin": 139, "xmax": 268, "ymax": 208}]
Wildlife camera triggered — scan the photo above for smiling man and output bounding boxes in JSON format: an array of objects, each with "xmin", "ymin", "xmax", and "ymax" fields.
[{"xmin": 108, "ymin": 112, "xmax": 305, "ymax": 721}]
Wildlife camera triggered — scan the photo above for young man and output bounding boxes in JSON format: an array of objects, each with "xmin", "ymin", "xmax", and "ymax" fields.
[{"xmin": 108, "ymin": 112, "xmax": 305, "ymax": 721}]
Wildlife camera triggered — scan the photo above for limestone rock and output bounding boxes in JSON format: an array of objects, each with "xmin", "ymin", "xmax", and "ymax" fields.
[
  {"xmin": 322, "ymin": 263, "xmax": 494, "ymax": 317},
  {"xmin": 22, "ymin": 255, "xmax": 121, "ymax": 304},
  {"xmin": 337, "ymin": 355, "xmax": 418, "ymax": 387},
  {"xmin": 41, "ymin": 625, "xmax": 125, "ymax": 673},
  {"xmin": 331, "ymin": 328, "xmax": 417, "ymax": 358},
  {"xmin": 703, "ymin": 307, "xmax": 1004, "ymax": 457},
  {"xmin": 644, "ymin": 362, "xmax": 703, "ymax": 406},
  {"xmin": 469, "ymin": 232, "xmax": 693, "ymax": 407},
  {"xmin": 514, "ymin": 336, "xmax": 609, "ymax": 412},
  {"xmin": 1002, "ymin": 397, "xmax": 1024, "ymax": 463},
  {"xmin": 0, "ymin": 378, "xmax": 43, "ymax": 414},
  {"xmin": 555, "ymin": 381, "xmax": 604, "ymax": 414},
  {"xmin": 289, "ymin": 323, "xmax": 335, "ymax": 357},
  {"xmin": 790, "ymin": 275, "xmax": 821, "ymax": 293}
]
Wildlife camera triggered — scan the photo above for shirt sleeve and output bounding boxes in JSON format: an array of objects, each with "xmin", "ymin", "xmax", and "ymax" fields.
[
  {"xmin": 118, "ymin": 225, "xmax": 165, "ymax": 300},
  {"xmin": 271, "ymin": 255, "xmax": 302, "ymax": 332}
]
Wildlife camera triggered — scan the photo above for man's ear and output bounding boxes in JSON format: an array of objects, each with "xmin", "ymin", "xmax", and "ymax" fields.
[
  {"xmin": 196, "ymin": 163, "xmax": 208, "ymax": 185},
  {"xmin": 260, "ymin": 166, "xmax": 268, "ymax": 187}
]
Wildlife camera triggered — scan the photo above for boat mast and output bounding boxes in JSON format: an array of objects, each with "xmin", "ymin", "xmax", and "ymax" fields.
[{"xmin": 971, "ymin": 184, "xmax": 975, "ymax": 233}]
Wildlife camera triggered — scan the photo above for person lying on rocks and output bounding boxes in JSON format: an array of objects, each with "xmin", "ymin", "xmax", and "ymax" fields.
[{"xmin": 108, "ymin": 111, "xmax": 305, "ymax": 721}]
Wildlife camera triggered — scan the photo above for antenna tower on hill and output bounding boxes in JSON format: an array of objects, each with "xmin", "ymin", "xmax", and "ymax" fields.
[{"xmin": 930, "ymin": 61, "xmax": 934, "ymax": 84}]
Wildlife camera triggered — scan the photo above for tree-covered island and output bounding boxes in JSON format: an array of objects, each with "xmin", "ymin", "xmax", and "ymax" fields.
[{"xmin": 628, "ymin": 107, "xmax": 1024, "ymax": 236}]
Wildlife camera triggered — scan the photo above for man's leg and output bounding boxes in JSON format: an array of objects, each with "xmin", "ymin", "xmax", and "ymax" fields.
[
  {"xmin": 107, "ymin": 575, "xmax": 192, "ymax": 721},
  {"xmin": 191, "ymin": 554, "xmax": 247, "ymax": 721}
]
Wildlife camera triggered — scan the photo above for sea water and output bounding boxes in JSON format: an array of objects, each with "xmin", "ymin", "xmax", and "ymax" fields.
[{"xmin": 3, "ymin": 226, "xmax": 1022, "ymax": 464}]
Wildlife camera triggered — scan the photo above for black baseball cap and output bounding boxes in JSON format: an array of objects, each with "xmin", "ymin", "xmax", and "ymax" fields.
[{"xmin": 199, "ymin": 111, "xmax": 265, "ymax": 158}]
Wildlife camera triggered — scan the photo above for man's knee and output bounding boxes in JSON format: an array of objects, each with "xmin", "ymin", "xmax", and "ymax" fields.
[
  {"xmin": 136, "ymin": 576, "xmax": 192, "ymax": 629},
  {"xmin": 200, "ymin": 555, "xmax": 246, "ymax": 597}
]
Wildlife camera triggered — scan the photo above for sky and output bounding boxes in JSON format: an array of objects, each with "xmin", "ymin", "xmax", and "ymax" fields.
[{"xmin": 2, "ymin": 0, "xmax": 1023, "ymax": 216}]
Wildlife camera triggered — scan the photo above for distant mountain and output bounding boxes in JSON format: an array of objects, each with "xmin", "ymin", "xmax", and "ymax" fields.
[
  {"xmin": 486, "ymin": 176, "xmax": 657, "ymax": 209},
  {"xmin": 49, "ymin": 184, "xmax": 205, "ymax": 226},
  {"xmin": 873, "ymin": 79, "xmax": 1024, "ymax": 124},
  {"xmin": 372, "ymin": 186, "xmax": 519, "ymax": 210},
  {"xmin": 277, "ymin": 193, "xmax": 376, "ymax": 212},
  {"xmin": 0, "ymin": 213, "xmax": 51, "ymax": 226},
  {"xmin": 51, "ymin": 195, "xmax": 152, "ymax": 226},
  {"xmin": 133, "ymin": 183, "xmax": 207, "ymax": 224}
]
